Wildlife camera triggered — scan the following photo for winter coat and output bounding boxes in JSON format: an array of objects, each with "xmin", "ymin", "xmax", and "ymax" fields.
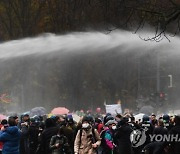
[
  {"xmin": 37, "ymin": 126, "xmax": 59, "ymax": 154},
  {"xmin": 60, "ymin": 125, "xmax": 77, "ymax": 153},
  {"xmin": 0, "ymin": 126, "xmax": 21, "ymax": 154},
  {"xmin": 74, "ymin": 127, "xmax": 101, "ymax": 154},
  {"xmin": 49, "ymin": 134, "xmax": 72, "ymax": 154},
  {"xmin": 28, "ymin": 123, "xmax": 39, "ymax": 154},
  {"xmin": 101, "ymin": 127, "xmax": 114, "ymax": 154},
  {"xmin": 19, "ymin": 123, "xmax": 30, "ymax": 154},
  {"xmin": 114, "ymin": 124, "xmax": 133, "ymax": 154}
]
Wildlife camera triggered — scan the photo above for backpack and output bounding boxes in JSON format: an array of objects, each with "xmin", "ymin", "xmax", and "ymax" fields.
[
  {"xmin": 79, "ymin": 128, "xmax": 96, "ymax": 146},
  {"xmin": 100, "ymin": 129, "xmax": 113, "ymax": 153},
  {"xmin": 100, "ymin": 129, "xmax": 106, "ymax": 147}
]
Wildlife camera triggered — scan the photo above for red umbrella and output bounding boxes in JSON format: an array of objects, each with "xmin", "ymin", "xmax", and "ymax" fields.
[
  {"xmin": 0, "ymin": 114, "xmax": 7, "ymax": 120},
  {"xmin": 51, "ymin": 107, "xmax": 69, "ymax": 115}
]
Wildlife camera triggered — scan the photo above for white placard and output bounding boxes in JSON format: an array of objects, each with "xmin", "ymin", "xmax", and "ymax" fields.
[{"xmin": 105, "ymin": 104, "xmax": 122, "ymax": 115}]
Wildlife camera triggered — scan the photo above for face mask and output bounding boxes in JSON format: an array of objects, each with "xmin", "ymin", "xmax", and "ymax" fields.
[
  {"xmin": 112, "ymin": 126, "xmax": 116, "ymax": 130},
  {"xmin": 82, "ymin": 123, "xmax": 89, "ymax": 128}
]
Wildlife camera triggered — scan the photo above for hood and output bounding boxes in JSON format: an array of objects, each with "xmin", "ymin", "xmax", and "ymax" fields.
[{"xmin": 6, "ymin": 126, "xmax": 19, "ymax": 135}]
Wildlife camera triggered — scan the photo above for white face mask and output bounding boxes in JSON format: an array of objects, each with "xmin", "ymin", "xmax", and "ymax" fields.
[
  {"xmin": 82, "ymin": 123, "xmax": 90, "ymax": 128},
  {"xmin": 112, "ymin": 126, "xmax": 116, "ymax": 130}
]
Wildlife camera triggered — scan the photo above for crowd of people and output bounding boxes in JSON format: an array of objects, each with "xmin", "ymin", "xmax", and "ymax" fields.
[{"xmin": 0, "ymin": 111, "xmax": 179, "ymax": 154}]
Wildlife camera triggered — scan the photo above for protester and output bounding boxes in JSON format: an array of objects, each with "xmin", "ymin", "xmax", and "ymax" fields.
[
  {"xmin": 60, "ymin": 115, "xmax": 77, "ymax": 153},
  {"xmin": 0, "ymin": 117, "xmax": 21, "ymax": 154},
  {"xmin": 28, "ymin": 117, "xmax": 40, "ymax": 154},
  {"xmin": 49, "ymin": 127, "xmax": 72, "ymax": 154},
  {"xmin": 0, "ymin": 119, "xmax": 7, "ymax": 154},
  {"xmin": 36, "ymin": 118, "xmax": 58, "ymax": 154},
  {"xmin": 18, "ymin": 113, "xmax": 30, "ymax": 154},
  {"xmin": 100, "ymin": 119, "xmax": 117, "ymax": 154},
  {"xmin": 94, "ymin": 117, "xmax": 104, "ymax": 134},
  {"xmin": 153, "ymin": 119, "xmax": 168, "ymax": 136},
  {"xmin": 168, "ymin": 115, "xmax": 180, "ymax": 154},
  {"xmin": 114, "ymin": 117, "xmax": 133, "ymax": 154},
  {"xmin": 74, "ymin": 115, "xmax": 101, "ymax": 154},
  {"xmin": 150, "ymin": 114, "xmax": 158, "ymax": 126}
]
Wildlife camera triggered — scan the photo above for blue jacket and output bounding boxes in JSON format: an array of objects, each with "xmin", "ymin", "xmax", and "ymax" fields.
[{"xmin": 0, "ymin": 126, "xmax": 21, "ymax": 154}]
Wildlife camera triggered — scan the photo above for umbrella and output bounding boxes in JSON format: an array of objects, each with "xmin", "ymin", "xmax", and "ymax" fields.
[
  {"xmin": 51, "ymin": 107, "xmax": 69, "ymax": 115},
  {"xmin": 30, "ymin": 107, "xmax": 46, "ymax": 116},
  {"xmin": 0, "ymin": 114, "xmax": 7, "ymax": 120},
  {"xmin": 134, "ymin": 113, "xmax": 145, "ymax": 123}
]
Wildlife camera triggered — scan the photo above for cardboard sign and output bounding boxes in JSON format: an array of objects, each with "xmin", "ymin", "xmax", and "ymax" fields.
[{"xmin": 105, "ymin": 104, "xmax": 122, "ymax": 115}]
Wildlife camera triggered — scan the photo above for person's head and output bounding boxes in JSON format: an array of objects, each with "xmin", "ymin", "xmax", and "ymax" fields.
[
  {"xmin": 174, "ymin": 115, "xmax": 180, "ymax": 126},
  {"xmin": 163, "ymin": 114, "xmax": 170, "ymax": 123},
  {"xmin": 158, "ymin": 119, "xmax": 164, "ymax": 127},
  {"xmin": 115, "ymin": 114, "xmax": 122, "ymax": 122},
  {"xmin": 103, "ymin": 113, "xmax": 111, "ymax": 124},
  {"xmin": 66, "ymin": 114, "xmax": 74, "ymax": 125},
  {"xmin": 82, "ymin": 116, "xmax": 92, "ymax": 129},
  {"xmin": 8, "ymin": 117, "xmax": 16, "ymax": 126},
  {"xmin": 95, "ymin": 117, "xmax": 102, "ymax": 124},
  {"xmin": 1, "ymin": 119, "xmax": 7, "ymax": 125},
  {"xmin": 151, "ymin": 114, "xmax": 156, "ymax": 120},
  {"xmin": 117, "ymin": 117, "xmax": 128, "ymax": 127},
  {"xmin": 45, "ymin": 118, "xmax": 56, "ymax": 128},
  {"xmin": 104, "ymin": 115, "xmax": 114, "ymax": 125},
  {"xmin": 13, "ymin": 116, "xmax": 19, "ymax": 125},
  {"xmin": 22, "ymin": 114, "xmax": 30, "ymax": 122},
  {"xmin": 58, "ymin": 115, "xmax": 65, "ymax": 122},
  {"xmin": 105, "ymin": 120, "xmax": 117, "ymax": 130},
  {"xmin": 143, "ymin": 115, "xmax": 150, "ymax": 123}
]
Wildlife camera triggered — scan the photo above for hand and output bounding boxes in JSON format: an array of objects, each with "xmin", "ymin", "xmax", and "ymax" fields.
[
  {"xmin": 92, "ymin": 143, "xmax": 97, "ymax": 148},
  {"xmin": 1, "ymin": 126, "xmax": 5, "ymax": 131},
  {"xmin": 21, "ymin": 122, "xmax": 28, "ymax": 126},
  {"xmin": 55, "ymin": 143, "xmax": 60, "ymax": 148}
]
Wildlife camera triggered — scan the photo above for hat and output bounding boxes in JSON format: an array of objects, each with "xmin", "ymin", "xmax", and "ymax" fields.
[
  {"xmin": 104, "ymin": 115, "xmax": 114, "ymax": 124},
  {"xmin": 105, "ymin": 120, "xmax": 117, "ymax": 126},
  {"xmin": 82, "ymin": 115, "xmax": 94, "ymax": 124}
]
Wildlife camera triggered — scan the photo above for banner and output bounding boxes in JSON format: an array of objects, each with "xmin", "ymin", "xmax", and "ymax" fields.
[{"xmin": 105, "ymin": 104, "xmax": 122, "ymax": 115}]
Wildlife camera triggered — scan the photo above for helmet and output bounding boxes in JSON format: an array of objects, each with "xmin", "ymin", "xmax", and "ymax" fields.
[
  {"xmin": 163, "ymin": 114, "xmax": 170, "ymax": 122},
  {"xmin": 143, "ymin": 115, "xmax": 150, "ymax": 122}
]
